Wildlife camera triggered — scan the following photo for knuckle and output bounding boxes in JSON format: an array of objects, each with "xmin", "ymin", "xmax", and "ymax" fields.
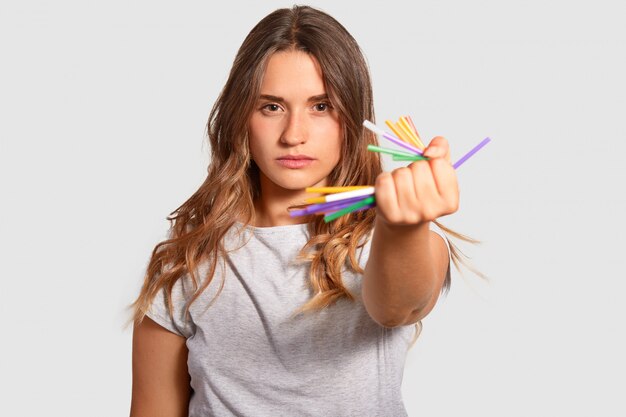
[
  {"xmin": 408, "ymin": 212, "xmax": 421, "ymax": 224},
  {"xmin": 386, "ymin": 212, "xmax": 402, "ymax": 224},
  {"xmin": 445, "ymin": 197, "xmax": 459, "ymax": 214},
  {"xmin": 452, "ymin": 198, "xmax": 460, "ymax": 212},
  {"xmin": 423, "ymin": 208, "xmax": 436, "ymax": 221}
]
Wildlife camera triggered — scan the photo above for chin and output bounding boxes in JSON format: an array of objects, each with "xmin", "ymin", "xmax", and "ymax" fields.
[
  {"xmin": 271, "ymin": 174, "xmax": 328, "ymax": 191},
  {"xmin": 276, "ymin": 180, "xmax": 319, "ymax": 191}
]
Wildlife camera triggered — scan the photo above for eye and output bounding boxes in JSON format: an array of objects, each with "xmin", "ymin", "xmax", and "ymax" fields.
[
  {"xmin": 262, "ymin": 103, "xmax": 282, "ymax": 112},
  {"xmin": 314, "ymin": 102, "xmax": 333, "ymax": 112}
]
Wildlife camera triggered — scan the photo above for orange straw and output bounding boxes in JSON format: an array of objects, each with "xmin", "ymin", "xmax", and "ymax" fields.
[{"xmin": 405, "ymin": 115, "xmax": 421, "ymax": 142}]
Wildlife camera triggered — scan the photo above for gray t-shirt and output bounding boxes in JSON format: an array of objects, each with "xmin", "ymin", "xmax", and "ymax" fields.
[{"xmin": 146, "ymin": 221, "xmax": 450, "ymax": 417}]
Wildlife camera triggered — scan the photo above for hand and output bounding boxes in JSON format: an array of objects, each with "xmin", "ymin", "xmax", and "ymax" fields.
[{"xmin": 374, "ymin": 136, "xmax": 460, "ymax": 227}]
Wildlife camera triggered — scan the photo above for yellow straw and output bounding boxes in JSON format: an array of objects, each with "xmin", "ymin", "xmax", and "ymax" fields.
[
  {"xmin": 399, "ymin": 117, "xmax": 423, "ymax": 147},
  {"xmin": 385, "ymin": 120, "xmax": 410, "ymax": 144},
  {"xmin": 392, "ymin": 121, "xmax": 419, "ymax": 147},
  {"xmin": 398, "ymin": 117, "xmax": 425, "ymax": 149},
  {"xmin": 306, "ymin": 186, "xmax": 370, "ymax": 194},
  {"xmin": 305, "ymin": 197, "xmax": 327, "ymax": 204},
  {"xmin": 305, "ymin": 187, "xmax": 374, "ymax": 204}
]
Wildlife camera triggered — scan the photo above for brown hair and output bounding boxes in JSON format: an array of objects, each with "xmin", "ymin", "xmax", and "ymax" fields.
[{"xmin": 126, "ymin": 5, "xmax": 485, "ymax": 349}]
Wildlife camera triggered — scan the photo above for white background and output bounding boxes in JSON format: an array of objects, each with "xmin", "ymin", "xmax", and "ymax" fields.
[{"xmin": 1, "ymin": 1, "xmax": 625, "ymax": 416}]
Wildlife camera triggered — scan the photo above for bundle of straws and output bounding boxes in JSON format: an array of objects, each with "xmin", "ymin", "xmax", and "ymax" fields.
[{"xmin": 289, "ymin": 115, "xmax": 491, "ymax": 223}]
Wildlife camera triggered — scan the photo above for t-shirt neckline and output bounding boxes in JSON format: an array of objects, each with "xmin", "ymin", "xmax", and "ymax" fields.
[{"xmin": 234, "ymin": 220, "xmax": 311, "ymax": 235}]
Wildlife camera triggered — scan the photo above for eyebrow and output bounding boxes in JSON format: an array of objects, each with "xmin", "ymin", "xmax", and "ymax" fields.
[{"xmin": 258, "ymin": 93, "xmax": 330, "ymax": 103}]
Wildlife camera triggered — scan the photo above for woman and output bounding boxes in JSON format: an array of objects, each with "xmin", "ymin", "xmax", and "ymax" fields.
[{"xmin": 129, "ymin": 5, "xmax": 472, "ymax": 416}]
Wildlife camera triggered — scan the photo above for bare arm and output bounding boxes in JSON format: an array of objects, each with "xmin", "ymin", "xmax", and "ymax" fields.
[
  {"xmin": 362, "ymin": 136, "xmax": 457, "ymax": 328},
  {"xmin": 362, "ymin": 219, "xmax": 450, "ymax": 327},
  {"xmin": 130, "ymin": 316, "xmax": 191, "ymax": 417}
]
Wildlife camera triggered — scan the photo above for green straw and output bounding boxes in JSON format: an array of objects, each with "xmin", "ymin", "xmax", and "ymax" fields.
[
  {"xmin": 367, "ymin": 144, "xmax": 423, "ymax": 159},
  {"xmin": 392, "ymin": 155, "xmax": 430, "ymax": 161},
  {"xmin": 323, "ymin": 196, "xmax": 375, "ymax": 223}
]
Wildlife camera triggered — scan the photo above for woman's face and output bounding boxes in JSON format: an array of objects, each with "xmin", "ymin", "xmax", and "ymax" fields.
[{"xmin": 248, "ymin": 50, "xmax": 342, "ymax": 193}]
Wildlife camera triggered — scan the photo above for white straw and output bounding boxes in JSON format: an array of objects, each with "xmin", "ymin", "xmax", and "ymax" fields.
[{"xmin": 323, "ymin": 187, "xmax": 375, "ymax": 203}]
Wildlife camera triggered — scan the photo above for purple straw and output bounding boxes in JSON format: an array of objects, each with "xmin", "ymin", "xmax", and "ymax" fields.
[
  {"xmin": 363, "ymin": 120, "xmax": 423, "ymax": 155},
  {"xmin": 291, "ymin": 136, "xmax": 491, "ymax": 220},
  {"xmin": 323, "ymin": 202, "xmax": 376, "ymax": 219},
  {"xmin": 289, "ymin": 208, "xmax": 311, "ymax": 217},
  {"xmin": 289, "ymin": 196, "xmax": 370, "ymax": 217},
  {"xmin": 382, "ymin": 132, "xmax": 424, "ymax": 155},
  {"xmin": 453, "ymin": 137, "xmax": 491, "ymax": 169},
  {"xmin": 305, "ymin": 196, "xmax": 369, "ymax": 214}
]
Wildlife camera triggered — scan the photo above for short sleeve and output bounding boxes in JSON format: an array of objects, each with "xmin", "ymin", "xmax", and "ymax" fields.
[{"xmin": 145, "ymin": 277, "xmax": 195, "ymax": 338}]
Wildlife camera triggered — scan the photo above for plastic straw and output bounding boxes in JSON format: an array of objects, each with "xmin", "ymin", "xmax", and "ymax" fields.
[
  {"xmin": 392, "ymin": 155, "xmax": 429, "ymax": 161},
  {"xmin": 325, "ymin": 203, "xmax": 375, "ymax": 223},
  {"xmin": 304, "ymin": 196, "xmax": 370, "ymax": 214},
  {"xmin": 367, "ymin": 145, "xmax": 425, "ymax": 159},
  {"xmin": 305, "ymin": 186, "xmax": 375, "ymax": 204},
  {"xmin": 294, "ymin": 114, "xmax": 492, "ymax": 223},
  {"xmin": 306, "ymin": 186, "xmax": 371, "ymax": 194},
  {"xmin": 453, "ymin": 137, "xmax": 491, "ymax": 169},
  {"xmin": 392, "ymin": 137, "xmax": 491, "ymax": 167},
  {"xmin": 394, "ymin": 121, "xmax": 419, "ymax": 147},
  {"xmin": 405, "ymin": 115, "xmax": 421, "ymax": 143},
  {"xmin": 363, "ymin": 120, "xmax": 423, "ymax": 155},
  {"xmin": 385, "ymin": 120, "xmax": 412, "ymax": 145},
  {"xmin": 398, "ymin": 118, "xmax": 423, "ymax": 149},
  {"xmin": 323, "ymin": 196, "xmax": 376, "ymax": 223},
  {"xmin": 288, "ymin": 208, "xmax": 312, "ymax": 217},
  {"xmin": 290, "ymin": 196, "xmax": 371, "ymax": 217}
]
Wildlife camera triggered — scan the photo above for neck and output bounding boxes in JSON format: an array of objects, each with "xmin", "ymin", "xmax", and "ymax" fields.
[
  {"xmin": 252, "ymin": 197, "xmax": 307, "ymax": 227},
  {"xmin": 252, "ymin": 175, "xmax": 320, "ymax": 227}
]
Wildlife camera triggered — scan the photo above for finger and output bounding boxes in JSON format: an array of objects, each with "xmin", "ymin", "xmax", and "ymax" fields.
[
  {"xmin": 408, "ymin": 159, "xmax": 441, "ymax": 206},
  {"xmin": 423, "ymin": 136, "xmax": 451, "ymax": 164},
  {"xmin": 428, "ymin": 159, "xmax": 459, "ymax": 213},
  {"xmin": 374, "ymin": 172, "xmax": 401, "ymax": 222},
  {"xmin": 391, "ymin": 167, "xmax": 420, "ymax": 217}
]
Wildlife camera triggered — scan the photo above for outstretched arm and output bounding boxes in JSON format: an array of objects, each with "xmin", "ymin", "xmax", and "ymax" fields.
[{"xmin": 362, "ymin": 136, "xmax": 458, "ymax": 328}]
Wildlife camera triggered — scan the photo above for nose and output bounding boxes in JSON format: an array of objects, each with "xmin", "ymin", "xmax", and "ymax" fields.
[{"xmin": 280, "ymin": 110, "xmax": 307, "ymax": 146}]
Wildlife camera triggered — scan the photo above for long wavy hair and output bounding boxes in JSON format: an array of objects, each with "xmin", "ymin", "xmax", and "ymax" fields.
[{"xmin": 127, "ymin": 5, "xmax": 485, "ymax": 349}]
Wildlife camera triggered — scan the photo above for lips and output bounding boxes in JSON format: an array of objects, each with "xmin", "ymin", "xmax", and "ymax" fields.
[
  {"xmin": 277, "ymin": 155, "xmax": 314, "ymax": 160},
  {"xmin": 276, "ymin": 155, "xmax": 315, "ymax": 169}
]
